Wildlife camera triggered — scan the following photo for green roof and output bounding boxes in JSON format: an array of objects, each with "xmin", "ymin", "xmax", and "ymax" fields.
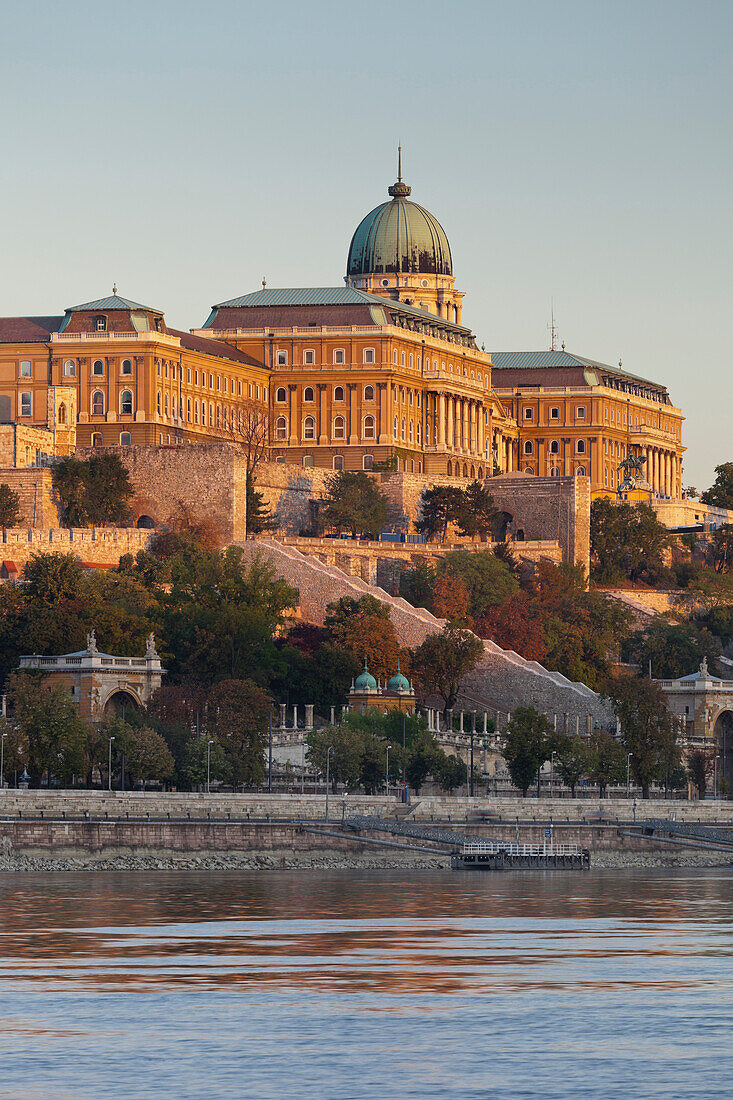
[
  {"xmin": 66, "ymin": 294, "xmax": 162, "ymax": 314},
  {"xmin": 210, "ymin": 286, "xmax": 471, "ymax": 333},
  {"xmin": 490, "ymin": 350, "xmax": 663, "ymax": 390}
]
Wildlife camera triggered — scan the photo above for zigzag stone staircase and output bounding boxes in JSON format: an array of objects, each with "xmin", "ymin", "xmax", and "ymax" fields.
[{"xmin": 239, "ymin": 539, "xmax": 616, "ymax": 731}]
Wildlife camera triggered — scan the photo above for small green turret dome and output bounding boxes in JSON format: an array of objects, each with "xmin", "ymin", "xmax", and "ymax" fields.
[
  {"xmin": 387, "ymin": 661, "xmax": 410, "ymax": 693},
  {"xmin": 354, "ymin": 660, "xmax": 377, "ymax": 691}
]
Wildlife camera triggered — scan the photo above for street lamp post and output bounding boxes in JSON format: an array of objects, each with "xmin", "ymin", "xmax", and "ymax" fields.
[
  {"xmin": 108, "ymin": 735, "xmax": 115, "ymax": 792},
  {"xmin": 0, "ymin": 731, "xmax": 6, "ymax": 790},
  {"xmin": 402, "ymin": 712, "xmax": 407, "ymax": 804},
  {"xmin": 268, "ymin": 709, "xmax": 273, "ymax": 794},
  {"xmin": 325, "ymin": 746, "xmax": 333, "ymax": 822},
  {"xmin": 385, "ymin": 744, "xmax": 392, "ymax": 796},
  {"xmin": 627, "ymin": 752, "xmax": 633, "ymax": 797},
  {"xmin": 207, "ymin": 740, "xmax": 213, "ymax": 794},
  {"xmin": 714, "ymin": 754, "xmax": 721, "ymax": 800},
  {"xmin": 551, "ymin": 750, "xmax": 557, "ymax": 798},
  {"xmin": 470, "ymin": 712, "xmax": 476, "ymax": 797}
]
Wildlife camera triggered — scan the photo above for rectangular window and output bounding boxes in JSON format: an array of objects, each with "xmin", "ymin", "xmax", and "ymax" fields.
[
  {"xmin": 276, "ymin": 351, "xmax": 287, "ymax": 366},
  {"xmin": 304, "ymin": 350, "xmax": 315, "ymax": 365},
  {"xmin": 550, "ymin": 407, "xmax": 559, "ymax": 419},
  {"xmin": 576, "ymin": 407, "xmax": 586, "ymax": 419},
  {"xmin": 238, "ymin": 381, "xmax": 242, "ymax": 396},
  {"xmin": 334, "ymin": 349, "xmax": 345, "ymax": 364},
  {"xmin": 256, "ymin": 385, "xmax": 260, "ymax": 399},
  {"xmin": 217, "ymin": 376, "xmax": 221, "ymax": 391},
  {"xmin": 393, "ymin": 351, "xmax": 398, "ymax": 365},
  {"xmin": 524, "ymin": 408, "xmax": 533, "ymax": 420},
  {"xmin": 20, "ymin": 361, "xmax": 31, "ymax": 377},
  {"xmin": 363, "ymin": 348, "xmax": 375, "ymax": 364},
  {"xmin": 187, "ymin": 369, "xmax": 192, "ymax": 383},
  {"xmin": 248, "ymin": 383, "xmax": 253, "ymax": 398},
  {"xmin": 20, "ymin": 392, "xmax": 32, "ymax": 416},
  {"xmin": 195, "ymin": 370, "xmax": 199, "ymax": 385}
]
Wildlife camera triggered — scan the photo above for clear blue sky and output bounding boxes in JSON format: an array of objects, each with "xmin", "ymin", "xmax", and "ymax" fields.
[{"xmin": 2, "ymin": 0, "xmax": 730, "ymax": 490}]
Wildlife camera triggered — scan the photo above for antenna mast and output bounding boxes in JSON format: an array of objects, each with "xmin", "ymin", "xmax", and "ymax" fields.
[{"xmin": 548, "ymin": 299, "xmax": 558, "ymax": 351}]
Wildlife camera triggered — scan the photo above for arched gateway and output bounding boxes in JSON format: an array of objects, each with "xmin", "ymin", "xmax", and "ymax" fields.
[{"xmin": 656, "ymin": 659, "xmax": 733, "ymax": 785}]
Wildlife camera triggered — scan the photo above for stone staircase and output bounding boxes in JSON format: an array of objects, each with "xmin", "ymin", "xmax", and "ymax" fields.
[{"xmin": 240, "ymin": 539, "xmax": 616, "ymax": 731}]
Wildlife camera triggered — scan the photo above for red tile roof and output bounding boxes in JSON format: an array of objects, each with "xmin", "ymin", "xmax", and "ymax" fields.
[
  {"xmin": 206, "ymin": 305, "xmax": 377, "ymax": 330},
  {"xmin": 0, "ymin": 317, "xmax": 63, "ymax": 343},
  {"xmin": 169, "ymin": 328, "xmax": 266, "ymax": 369},
  {"xmin": 1, "ymin": 561, "xmax": 19, "ymax": 576}
]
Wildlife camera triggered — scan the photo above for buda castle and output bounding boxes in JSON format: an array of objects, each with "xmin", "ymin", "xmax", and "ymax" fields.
[{"xmin": 0, "ymin": 161, "xmax": 686, "ymax": 502}]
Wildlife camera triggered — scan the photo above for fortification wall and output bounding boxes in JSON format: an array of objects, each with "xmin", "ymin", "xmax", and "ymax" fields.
[
  {"xmin": 0, "ymin": 468, "xmax": 60, "ymax": 528},
  {"xmin": 1, "ymin": 526, "xmax": 152, "ymax": 573},
  {"xmin": 256, "ymin": 462, "xmax": 332, "ymax": 533}
]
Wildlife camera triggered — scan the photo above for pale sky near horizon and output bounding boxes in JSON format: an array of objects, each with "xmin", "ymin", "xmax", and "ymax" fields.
[{"xmin": 1, "ymin": 0, "xmax": 730, "ymax": 490}]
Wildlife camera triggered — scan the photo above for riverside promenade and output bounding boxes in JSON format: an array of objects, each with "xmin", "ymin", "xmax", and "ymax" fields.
[{"xmin": 0, "ymin": 792, "xmax": 731, "ymax": 871}]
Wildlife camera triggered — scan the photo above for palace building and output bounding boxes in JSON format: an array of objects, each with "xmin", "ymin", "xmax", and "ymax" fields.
[{"xmin": 0, "ymin": 162, "xmax": 686, "ymax": 500}]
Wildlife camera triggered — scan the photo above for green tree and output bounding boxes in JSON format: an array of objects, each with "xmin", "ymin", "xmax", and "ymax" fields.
[
  {"xmin": 0, "ymin": 717, "xmax": 26, "ymax": 782},
  {"xmin": 437, "ymin": 549, "xmax": 518, "ymax": 619},
  {"xmin": 161, "ymin": 547, "xmax": 297, "ymax": 685},
  {"xmin": 306, "ymin": 723, "xmax": 365, "ymax": 792},
  {"xmin": 180, "ymin": 737, "xmax": 231, "ymax": 790},
  {"xmin": 687, "ymin": 747, "xmax": 714, "ymax": 800},
  {"xmin": 415, "ymin": 485, "xmax": 464, "ymax": 541},
  {"xmin": 554, "ymin": 734, "xmax": 589, "ymax": 796},
  {"xmin": 318, "ymin": 471, "xmax": 389, "ymax": 538},
  {"xmin": 501, "ymin": 706, "xmax": 556, "ymax": 797},
  {"xmin": 433, "ymin": 751, "xmax": 467, "ymax": 793},
  {"xmin": 590, "ymin": 498, "xmax": 671, "ymax": 585},
  {"xmin": 246, "ymin": 472, "xmax": 276, "ymax": 535},
  {"xmin": 53, "ymin": 453, "xmax": 133, "ymax": 527},
  {"xmin": 586, "ymin": 729, "xmax": 627, "ymax": 797},
  {"xmin": 456, "ymin": 481, "xmax": 500, "ymax": 540},
  {"xmin": 398, "ymin": 560, "xmax": 436, "ymax": 609},
  {"xmin": 604, "ymin": 675, "xmax": 680, "ymax": 798},
  {"xmin": 405, "ymin": 728, "xmax": 440, "ymax": 792},
  {"xmin": 701, "ymin": 462, "xmax": 733, "ymax": 509},
  {"xmin": 412, "ymin": 626, "xmax": 484, "ymax": 718},
  {"xmin": 121, "ymin": 725, "xmax": 175, "ymax": 789},
  {"xmin": 207, "ymin": 678, "xmax": 271, "ymax": 787},
  {"xmin": 710, "ymin": 524, "xmax": 733, "ymax": 574},
  {"xmin": 0, "ymin": 484, "xmax": 22, "ymax": 528},
  {"xmin": 9, "ymin": 675, "xmax": 89, "ymax": 787},
  {"xmin": 622, "ymin": 620, "xmax": 721, "ymax": 680}
]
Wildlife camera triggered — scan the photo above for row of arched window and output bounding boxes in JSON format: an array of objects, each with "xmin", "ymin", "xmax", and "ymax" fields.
[
  {"xmin": 523, "ymin": 439, "xmax": 587, "ymax": 456},
  {"xmin": 274, "ymin": 415, "xmax": 376, "ymax": 442},
  {"xmin": 63, "ymin": 359, "xmax": 133, "ymax": 377}
]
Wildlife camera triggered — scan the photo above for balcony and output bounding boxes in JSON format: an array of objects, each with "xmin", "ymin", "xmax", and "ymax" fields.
[{"xmin": 52, "ymin": 331, "xmax": 181, "ymax": 348}]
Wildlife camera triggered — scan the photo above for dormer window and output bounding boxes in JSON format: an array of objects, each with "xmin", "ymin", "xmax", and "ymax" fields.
[{"xmin": 94, "ymin": 315, "xmax": 107, "ymax": 332}]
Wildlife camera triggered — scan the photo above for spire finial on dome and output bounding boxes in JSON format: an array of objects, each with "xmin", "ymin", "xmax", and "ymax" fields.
[{"xmin": 388, "ymin": 145, "xmax": 411, "ymax": 199}]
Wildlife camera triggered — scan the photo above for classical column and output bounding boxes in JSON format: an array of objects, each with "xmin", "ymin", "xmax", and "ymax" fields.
[
  {"xmin": 664, "ymin": 452, "xmax": 671, "ymax": 496},
  {"xmin": 288, "ymin": 385, "xmax": 298, "ymax": 445},
  {"xmin": 348, "ymin": 383, "xmax": 358, "ymax": 444},
  {"xmin": 461, "ymin": 399, "xmax": 469, "ymax": 452},
  {"xmin": 437, "ymin": 392, "xmax": 446, "ymax": 447},
  {"xmin": 378, "ymin": 383, "xmax": 388, "ymax": 444},
  {"xmin": 317, "ymin": 384, "xmax": 327, "ymax": 445},
  {"xmin": 447, "ymin": 396, "xmax": 454, "ymax": 449},
  {"xmin": 478, "ymin": 408, "xmax": 486, "ymax": 464}
]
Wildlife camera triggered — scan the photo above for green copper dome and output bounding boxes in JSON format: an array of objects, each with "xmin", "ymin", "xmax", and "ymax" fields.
[
  {"xmin": 387, "ymin": 662, "xmax": 410, "ymax": 693},
  {"xmin": 354, "ymin": 660, "xmax": 378, "ymax": 691},
  {"xmin": 347, "ymin": 167, "xmax": 453, "ymax": 278}
]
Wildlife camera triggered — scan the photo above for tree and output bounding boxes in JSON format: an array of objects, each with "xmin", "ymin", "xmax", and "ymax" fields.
[
  {"xmin": 318, "ymin": 471, "xmax": 389, "ymax": 539},
  {"xmin": 207, "ymin": 678, "xmax": 271, "ymax": 787},
  {"xmin": 405, "ymin": 728, "xmax": 440, "ymax": 792},
  {"xmin": 687, "ymin": 747, "xmax": 714, "ymax": 800},
  {"xmin": 501, "ymin": 706, "xmax": 556, "ymax": 797},
  {"xmin": 554, "ymin": 734, "xmax": 589, "ymax": 796},
  {"xmin": 53, "ymin": 453, "xmax": 133, "ymax": 527},
  {"xmin": 586, "ymin": 730, "xmax": 627, "ymax": 797},
  {"xmin": 622, "ymin": 620, "xmax": 721, "ymax": 680},
  {"xmin": 432, "ymin": 573, "xmax": 472, "ymax": 626},
  {"xmin": 701, "ymin": 462, "xmax": 733, "ymax": 509},
  {"xmin": 604, "ymin": 675, "xmax": 680, "ymax": 797},
  {"xmin": 161, "ymin": 547, "xmax": 297, "ymax": 686},
  {"xmin": 323, "ymin": 595, "xmax": 404, "ymax": 681},
  {"xmin": 0, "ymin": 484, "xmax": 21, "ymax": 528},
  {"xmin": 306, "ymin": 723, "xmax": 364, "ymax": 792},
  {"xmin": 437, "ymin": 550, "xmax": 518, "ymax": 619},
  {"xmin": 433, "ymin": 751, "xmax": 467, "ymax": 793},
  {"xmin": 398, "ymin": 560, "xmax": 436, "ymax": 609},
  {"xmin": 590, "ymin": 498, "xmax": 671, "ymax": 586},
  {"xmin": 246, "ymin": 472, "xmax": 276, "ymax": 535},
  {"xmin": 474, "ymin": 590, "xmax": 548, "ymax": 662},
  {"xmin": 0, "ymin": 717, "xmax": 26, "ymax": 782},
  {"xmin": 415, "ymin": 486, "xmax": 464, "ymax": 541},
  {"xmin": 228, "ymin": 402, "xmax": 270, "ymax": 480},
  {"xmin": 710, "ymin": 524, "xmax": 733, "ymax": 574},
  {"xmin": 412, "ymin": 626, "xmax": 484, "ymax": 718},
  {"xmin": 456, "ymin": 481, "xmax": 500, "ymax": 540},
  {"xmin": 8, "ymin": 675, "xmax": 89, "ymax": 786},
  {"xmin": 181, "ymin": 737, "xmax": 231, "ymax": 790}
]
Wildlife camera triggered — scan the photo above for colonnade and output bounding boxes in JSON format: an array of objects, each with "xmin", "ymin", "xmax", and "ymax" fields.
[
  {"xmin": 642, "ymin": 446, "xmax": 679, "ymax": 498},
  {"xmin": 424, "ymin": 391, "xmax": 487, "ymax": 459}
]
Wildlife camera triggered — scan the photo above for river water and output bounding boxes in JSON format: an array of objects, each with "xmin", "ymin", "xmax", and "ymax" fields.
[{"xmin": 0, "ymin": 869, "xmax": 731, "ymax": 1099}]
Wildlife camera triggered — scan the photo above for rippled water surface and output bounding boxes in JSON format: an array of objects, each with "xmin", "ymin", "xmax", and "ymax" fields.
[{"xmin": 0, "ymin": 869, "xmax": 731, "ymax": 1098}]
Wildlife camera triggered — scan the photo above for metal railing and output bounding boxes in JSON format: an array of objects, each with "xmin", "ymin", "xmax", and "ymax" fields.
[{"xmin": 461, "ymin": 841, "xmax": 583, "ymax": 857}]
